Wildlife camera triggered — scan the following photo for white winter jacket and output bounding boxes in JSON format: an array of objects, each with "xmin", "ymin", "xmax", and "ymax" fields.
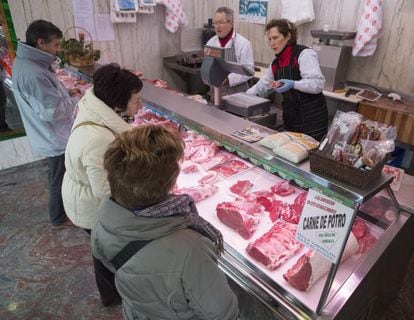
[{"xmin": 62, "ymin": 88, "xmax": 132, "ymax": 229}]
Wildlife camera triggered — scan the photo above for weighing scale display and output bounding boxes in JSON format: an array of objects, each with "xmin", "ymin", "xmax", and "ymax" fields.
[{"xmin": 117, "ymin": 0, "xmax": 136, "ymax": 10}]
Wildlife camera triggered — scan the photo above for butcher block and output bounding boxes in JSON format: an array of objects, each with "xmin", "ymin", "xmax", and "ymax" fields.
[{"xmin": 357, "ymin": 97, "xmax": 414, "ymax": 145}]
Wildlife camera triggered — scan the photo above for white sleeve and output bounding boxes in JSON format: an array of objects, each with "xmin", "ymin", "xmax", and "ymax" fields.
[
  {"xmin": 246, "ymin": 63, "xmax": 274, "ymax": 97},
  {"xmin": 206, "ymin": 36, "xmax": 219, "ymax": 47},
  {"xmin": 228, "ymin": 38, "xmax": 254, "ymax": 88},
  {"xmin": 293, "ymin": 49, "xmax": 325, "ymax": 94}
]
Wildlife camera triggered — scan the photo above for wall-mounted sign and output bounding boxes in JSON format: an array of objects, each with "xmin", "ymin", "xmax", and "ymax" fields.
[
  {"xmin": 296, "ymin": 189, "xmax": 355, "ymax": 264},
  {"xmin": 239, "ymin": 0, "xmax": 268, "ymax": 25}
]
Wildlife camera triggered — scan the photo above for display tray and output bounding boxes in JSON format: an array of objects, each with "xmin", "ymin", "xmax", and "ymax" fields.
[{"xmin": 176, "ymin": 160, "xmax": 385, "ymax": 313}]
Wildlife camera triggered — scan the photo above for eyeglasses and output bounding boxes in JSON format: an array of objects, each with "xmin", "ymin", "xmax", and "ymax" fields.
[{"xmin": 213, "ymin": 20, "xmax": 230, "ymax": 27}]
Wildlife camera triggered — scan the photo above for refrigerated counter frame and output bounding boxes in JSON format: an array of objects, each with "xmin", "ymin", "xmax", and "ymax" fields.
[{"xmin": 140, "ymin": 82, "xmax": 413, "ymax": 320}]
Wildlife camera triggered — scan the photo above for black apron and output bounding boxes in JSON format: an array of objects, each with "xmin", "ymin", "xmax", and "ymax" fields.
[{"xmin": 272, "ymin": 45, "xmax": 328, "ymax": 141}]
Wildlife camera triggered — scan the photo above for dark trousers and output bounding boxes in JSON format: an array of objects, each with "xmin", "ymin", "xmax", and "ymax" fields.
[
  {"xmin": 84, "ymin": 229, "xmax": 121, "ymax": 306},
  {"xmin": 47, "ymin": 154, "xmax": 67, "ymax": 224}
]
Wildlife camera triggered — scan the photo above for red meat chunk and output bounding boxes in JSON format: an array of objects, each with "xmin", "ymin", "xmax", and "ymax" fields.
[
  {"xmin": 270, "ymin": 181, "xmax": 295, "ymax": 197},
  {"xmin": 216, "ymin": 201, "xmax": 263, "ymax": 239},
  {"xmin": 229, "ymin": 180, "xmax": 253, "ymax": 196},
  {"xmin": 246, "ymin": 221, "xmax": 303, "ymax": 270}
]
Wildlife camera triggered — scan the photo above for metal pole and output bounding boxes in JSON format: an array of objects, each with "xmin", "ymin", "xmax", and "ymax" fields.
[
  {"xmin": 214, "ymin": 86, "xmax": 221, "ymax": 108},
  {"xmin": 316, "ymin": 207, "xmax": 358, "ymax": 315}
]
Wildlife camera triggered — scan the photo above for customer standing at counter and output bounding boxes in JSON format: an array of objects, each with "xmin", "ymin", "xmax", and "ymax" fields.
[
  {"xmin": 92, "ymin": 125, "xmax": 239, "ymax": 320},
  {"xmin": 12, "ymin": 20, "xmax": 81, "ymax": 227},
  {"xmin": 206, "ymin": 6, "xmax": 254, "ymax": 95},
  {"xmin": 62, "ymin": 63, "xmax": 143, "ymax": 306},
  {"xmin": 247, "ymin": 19, "xmax": 328, "ymax": 141}
]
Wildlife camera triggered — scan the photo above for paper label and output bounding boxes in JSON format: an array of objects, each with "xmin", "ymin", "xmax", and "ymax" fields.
[{"xmin": 296, "ymin": 189, "xmax": 355, "ymax": 264}]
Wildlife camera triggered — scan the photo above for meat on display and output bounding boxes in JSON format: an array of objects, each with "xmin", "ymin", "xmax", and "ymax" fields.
[
  {"xmin": 216, "ymin": 201, "xmax": 264, "ymax": 239},
  {"xmin": 246, "ymin": 221, "xmax": 304, "ymax": 270},
  {"xmin": 283, "ymin": 219, "xmax": 377, "ymax": 291}
]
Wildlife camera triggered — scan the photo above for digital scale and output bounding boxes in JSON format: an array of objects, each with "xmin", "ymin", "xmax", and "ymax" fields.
[
  {"xmin": 201, "ymin": 45, "xmax": 271, "ymax": 120},
  {"xmin": 110, "ymin": 0, "xmax": 156, "ymax": 23},
  {"xmin": 311, "ymin": 30, "xmax": 356, "ymax": 91}
]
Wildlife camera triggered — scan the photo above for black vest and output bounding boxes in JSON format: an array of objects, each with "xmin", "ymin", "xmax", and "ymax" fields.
[{"xmin": 272, "ymin": 45, "xmax": 328, "ymax": 141}]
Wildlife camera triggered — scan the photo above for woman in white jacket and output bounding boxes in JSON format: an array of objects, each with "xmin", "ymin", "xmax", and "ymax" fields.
[{"xmin": 62, "ymin": 63, "xmax": 143, "ymax": 306}]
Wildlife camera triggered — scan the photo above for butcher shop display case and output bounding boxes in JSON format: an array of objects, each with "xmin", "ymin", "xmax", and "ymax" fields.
[{"xmin": 138, "ymin": 82, "xmax": 414, "ymax": 320}]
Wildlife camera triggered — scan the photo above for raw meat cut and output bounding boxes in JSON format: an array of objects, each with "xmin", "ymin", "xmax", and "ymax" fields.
[
  {"xmin": 213, "ymin": 159, "xmax": 250, "ymax": 178},
  {"xmin": 200, "ymin": 151, "xmax": 234, "ymax": 171},
  {"xmin": 230, "ymin": 180, "xmax": 254, "ymax": 196},
  {"xmin": 270, "ymin": 181, "xmax": 295, "ymax": 196},
  {"xmin": 279, "ymin": 192, "xmax": 308, "ymax": 224},
  {"xmin": 181, "ymin": 161, "xmax": 199, "ymax": 174},
  {"xmin": 283, "ymin": 233, "xmax": 359, "ymax": 291},
  {"xmin": 174, "ymin": 184, "xmax": 218, "ymax": 202},
  {"xmin": 198, "ymin": 172, "xmax": 220, "ymax": 185},
  {"xmin": 357, "ymin": 233, "xmax": 377, "ymax": 253},
  {"xmin": 359, "ymin": 196, "xmax": 391, "ymax": 219},
  {"xmin": 268, "ymin": 200, "xmax": 284, "ymax": 222},
  {"xmin": 291, "ymin": 192, "xmax": 307, "ymax": 215},
  {"xmin": 190, "ymin": 142, "xmax": 218, "ymax": 163},
  {"xmin": 284, "ymin": 219, "xmax": 377, "ymax": 291},
  {"xmin": 351, "ymin": 218, "xmax": 367, "ymax": 239},
  {"xmin": 216, "ymin": 201, "xmax": 264, "ymax": 239},
  {"xmin": 246, "ymin": 221, "xmax": 303, "ymax": 270},
  {"xmin": 184, "ymin": 136, "xmax": 218, "ymax": 163},
  {"xmin": 352, "ymin": 218, "xmax": 377, "ymax": 253},
  {"xmin": 278, "ymin": 203, "xmax": 298, "ymax": 224},
  {"xmin": 243, "ymin": 191, "xmax": 275, "ymax": 212}
]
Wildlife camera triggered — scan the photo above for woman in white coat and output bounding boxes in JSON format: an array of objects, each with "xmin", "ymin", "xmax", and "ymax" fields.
[{"xmin": 62, "ymin": 63, "xmax": 143, "ymax": 306}]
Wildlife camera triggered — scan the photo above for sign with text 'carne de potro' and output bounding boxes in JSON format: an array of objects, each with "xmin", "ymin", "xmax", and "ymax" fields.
[{"xmin": 296, "ymin": 189, "xmax": 355, "ymax": 264}]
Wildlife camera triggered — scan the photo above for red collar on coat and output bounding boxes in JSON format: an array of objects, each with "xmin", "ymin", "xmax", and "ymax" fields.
[
  {"xmin": 218, "ymin": 29, "xmax": 234, "ymax": 47},
  {"xmin": 272, "ymin": 44, "xmax": 297, "ymax": 75}
]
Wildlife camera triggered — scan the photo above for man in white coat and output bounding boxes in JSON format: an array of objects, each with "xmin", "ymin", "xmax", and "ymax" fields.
[{"xmin": 206, "ymin": 7, "xmax": 254, "ymax": 95}]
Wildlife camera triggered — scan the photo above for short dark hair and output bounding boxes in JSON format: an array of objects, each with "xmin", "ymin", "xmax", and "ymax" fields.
[
  {"xmin": 93, "ymin": 63, "xmax": 143, "ymax": 111},
  {"xmin": 265, "ymin": 19, "xmax": 297, "ymax": 45},
  {"xmin": 26, "ymin": 20, "xmax": 63, "ymax": 47},
  {"xmin": 104, "ymin": 125, "xmax": 184, "ymax": 209}
]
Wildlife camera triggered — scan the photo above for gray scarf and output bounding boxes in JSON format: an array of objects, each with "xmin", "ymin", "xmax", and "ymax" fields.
[{"xmin": 133, "ymin": 195, "xmax": 224, "ymax": 256}]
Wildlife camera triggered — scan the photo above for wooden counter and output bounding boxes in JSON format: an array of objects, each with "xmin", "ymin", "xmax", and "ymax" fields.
[{"xmin": 358, "ymin": 98, "xmax": 414, "ymax": 145}]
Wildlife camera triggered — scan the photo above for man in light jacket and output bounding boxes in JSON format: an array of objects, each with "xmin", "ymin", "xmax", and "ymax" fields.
[
  {"xmin": 206, "ymin": 6, "xmax": 254, "ymax": 95},
  {"xmin": 12, "ymin": 20, "xmax": 81, "ymax": 227}
]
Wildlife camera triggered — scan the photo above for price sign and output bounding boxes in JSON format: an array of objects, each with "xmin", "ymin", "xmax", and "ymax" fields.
[{"xmin": 296, "ymin": 189, "xmax": 355, "ymax": 264}]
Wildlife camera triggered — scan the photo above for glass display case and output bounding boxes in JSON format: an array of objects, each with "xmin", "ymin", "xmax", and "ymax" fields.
[{"xmin": 138, "ymin": 81, "xmax": 413, "ymax": 320}]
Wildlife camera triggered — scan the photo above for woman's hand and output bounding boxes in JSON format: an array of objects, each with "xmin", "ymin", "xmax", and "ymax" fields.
[{"xmin": 273, "ymin": 79, "xmax": 294, "ymax": 93}]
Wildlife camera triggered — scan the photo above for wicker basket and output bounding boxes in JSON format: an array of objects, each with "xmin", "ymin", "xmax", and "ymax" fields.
[
  {"xmin": 308, "ymin": 149, "xmax": 387, "ymax": 189},
  {"xmin": 68, "ymin": 54, "xmax": 94, "ymax": 67},
  {"xmin": 62, "ymin": 26, "xmax": 97, "ymax": 67}
]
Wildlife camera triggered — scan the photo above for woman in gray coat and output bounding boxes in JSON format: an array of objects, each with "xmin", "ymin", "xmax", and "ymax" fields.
[{"xmin": 91, "ymin": 125, "xmax": 239, "ymax": 320}]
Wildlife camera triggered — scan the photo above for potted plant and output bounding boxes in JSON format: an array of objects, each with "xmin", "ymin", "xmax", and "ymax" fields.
[{"xmin": 60, "ymin": 27, "xmax": 100, "ymax": 67}]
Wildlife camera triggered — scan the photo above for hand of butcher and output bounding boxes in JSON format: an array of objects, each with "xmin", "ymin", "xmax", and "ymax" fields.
[{"xmin": 274, "ymin": 79, "xmax": 294, "ymax": 94}]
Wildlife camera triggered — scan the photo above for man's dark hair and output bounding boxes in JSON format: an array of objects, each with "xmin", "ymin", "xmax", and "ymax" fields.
[
  {"xmin": 26, "ymin": 20, "xmax": 63, "ymax": 47},
  {"xmin": 93, "ymin": 63, "xmax": 143, "ymax": 112}
]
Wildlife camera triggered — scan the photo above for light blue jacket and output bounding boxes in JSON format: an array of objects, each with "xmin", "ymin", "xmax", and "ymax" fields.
[{"xmin": 12, "ymin": 42, "xmax": 79, "ymax": 157}]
